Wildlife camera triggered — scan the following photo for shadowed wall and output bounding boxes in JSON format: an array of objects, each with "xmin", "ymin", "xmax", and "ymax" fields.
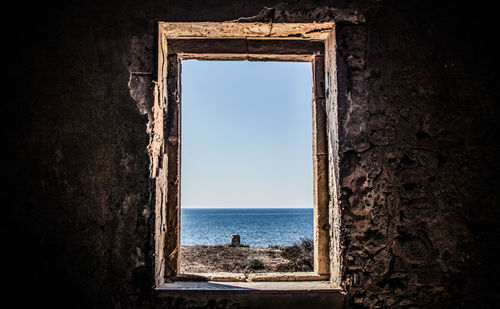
[{"xmin": 5, "ymin": 0, "xmax": 499, "ymax": 307}]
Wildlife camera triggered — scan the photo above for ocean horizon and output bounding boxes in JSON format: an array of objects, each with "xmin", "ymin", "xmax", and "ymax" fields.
[{"xmin": 181, "ymin": 208, "xmax": 313, "ymax": 248}]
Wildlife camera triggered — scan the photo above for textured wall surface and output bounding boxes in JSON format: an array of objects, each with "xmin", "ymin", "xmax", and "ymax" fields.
[
  {"xmin": 334, "ymin": 3, "xmax": 499, "ymax": 307},
  {"xmin": 5, "ymin": 0, "xmax": 499, "ymax": 308}
]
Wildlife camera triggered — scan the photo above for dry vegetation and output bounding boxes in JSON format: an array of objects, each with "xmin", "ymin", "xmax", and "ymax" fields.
[{"xmin": 180, "ymin": 238, "xmax": 313, "ymax": 273}]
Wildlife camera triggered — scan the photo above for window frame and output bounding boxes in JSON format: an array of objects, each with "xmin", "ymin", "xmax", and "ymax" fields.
[{"xmin": 152, "ymin": 22, "xmax": 338, "ymax": 286}]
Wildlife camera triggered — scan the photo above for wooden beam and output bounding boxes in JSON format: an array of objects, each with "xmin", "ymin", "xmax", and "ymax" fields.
[{"xmin": 167, "ymin": 39, "xmax": 324, "ymax": 56}]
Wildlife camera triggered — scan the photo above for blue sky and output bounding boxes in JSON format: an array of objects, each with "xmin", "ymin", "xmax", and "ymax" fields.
[{"xmin": 180, "ymin": 60, "xmax": 313, "ymax": 208}]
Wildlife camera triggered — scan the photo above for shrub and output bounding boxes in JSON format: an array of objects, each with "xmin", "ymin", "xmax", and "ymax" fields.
[
  {"xmin": 278, "ymin": 238, "xmax": 314, "ymax": 272},
  {"xmin": 248, "ymin": 259, "xmax": 265, "ymax": 270},
  {"xmin": 267, "ymin": 244, "xmax": 283, "ymax": 249}
]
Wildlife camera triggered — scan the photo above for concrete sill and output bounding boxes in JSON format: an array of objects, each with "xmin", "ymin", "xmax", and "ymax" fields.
[
  {"xmin": 156, "ymin": 281, "xmax": 345, "ymax": 308},
  {"xmin": 157, "ymin": 280, "xmax": 340, "ymax": 291}
]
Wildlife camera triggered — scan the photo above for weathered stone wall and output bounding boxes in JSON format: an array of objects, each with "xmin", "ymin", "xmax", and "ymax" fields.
[
  {"xmin": 333, "ymin": 2, "xmax": 499, "ymax": 307},
  {"xmin": 5, "ymin": 0, "xmax": 499, "ymax": 308}
]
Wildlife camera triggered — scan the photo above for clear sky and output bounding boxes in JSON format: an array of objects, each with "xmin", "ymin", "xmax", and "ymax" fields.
[{"xmin": 180, "ymin": 60, "xmax": 313, "ymax": 208}]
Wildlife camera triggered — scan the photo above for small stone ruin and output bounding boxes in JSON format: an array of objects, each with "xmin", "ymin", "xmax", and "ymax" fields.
[{"xmin": 230, "ymin": 234, "xmax": 240, "ymax": 247}]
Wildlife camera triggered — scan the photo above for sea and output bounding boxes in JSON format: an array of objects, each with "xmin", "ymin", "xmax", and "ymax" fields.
[{"xmin": 180, "ymin": 208, "xmax": 313, "ymax": 247}]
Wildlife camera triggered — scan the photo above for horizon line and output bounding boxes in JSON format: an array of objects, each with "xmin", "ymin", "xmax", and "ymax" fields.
[{"xmin": 182, "ymin": 206, "xmax": 314, "ymax": 209}]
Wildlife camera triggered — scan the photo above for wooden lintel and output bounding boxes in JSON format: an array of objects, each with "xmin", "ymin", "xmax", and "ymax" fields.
[{"xmin": 167, "ymin": 39, "xmax": 324, "ymax": 56}]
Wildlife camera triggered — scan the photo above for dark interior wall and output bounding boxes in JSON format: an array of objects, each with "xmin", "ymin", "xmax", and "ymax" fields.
[
  {"xmin": 336, "ymin": 2, "xmax": 499, "ymax": 308},
  {"xmin": 5, "ymin": 0, "xmax": 498, "ymax": 308}
]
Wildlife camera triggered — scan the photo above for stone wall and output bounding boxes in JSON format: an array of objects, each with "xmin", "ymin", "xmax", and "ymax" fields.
[
  {"xmin": 335, "ymin": 3, "xmax": 499, "ymax": 307},
  {"xmin": 5, "ymin": 0, "xmax": 499, "ymax": 307}
]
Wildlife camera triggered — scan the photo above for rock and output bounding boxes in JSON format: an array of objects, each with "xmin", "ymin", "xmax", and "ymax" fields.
[{"xmin": 230, "ymin": 234, "xmax": 240, "ymax": 247}]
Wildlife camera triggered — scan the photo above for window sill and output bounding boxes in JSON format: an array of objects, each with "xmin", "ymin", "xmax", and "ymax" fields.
[
  {"xmin": 156, "ymin": 281, "xmax": 345, "ymax": 309},
  {"xmin": 157, "ymin": 280, "xmax": 340, "ymax": 291}
]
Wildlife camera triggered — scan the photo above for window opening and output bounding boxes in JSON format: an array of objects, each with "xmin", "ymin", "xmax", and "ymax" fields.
[{"xmin": 180, "ymin": 60, "xmax": 314, "ymax": 275}]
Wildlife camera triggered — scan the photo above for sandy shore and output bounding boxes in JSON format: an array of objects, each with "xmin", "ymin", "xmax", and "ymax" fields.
[{"xmin": 180, "ymin": 239, "xmax": 313, "ymax": 273}]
